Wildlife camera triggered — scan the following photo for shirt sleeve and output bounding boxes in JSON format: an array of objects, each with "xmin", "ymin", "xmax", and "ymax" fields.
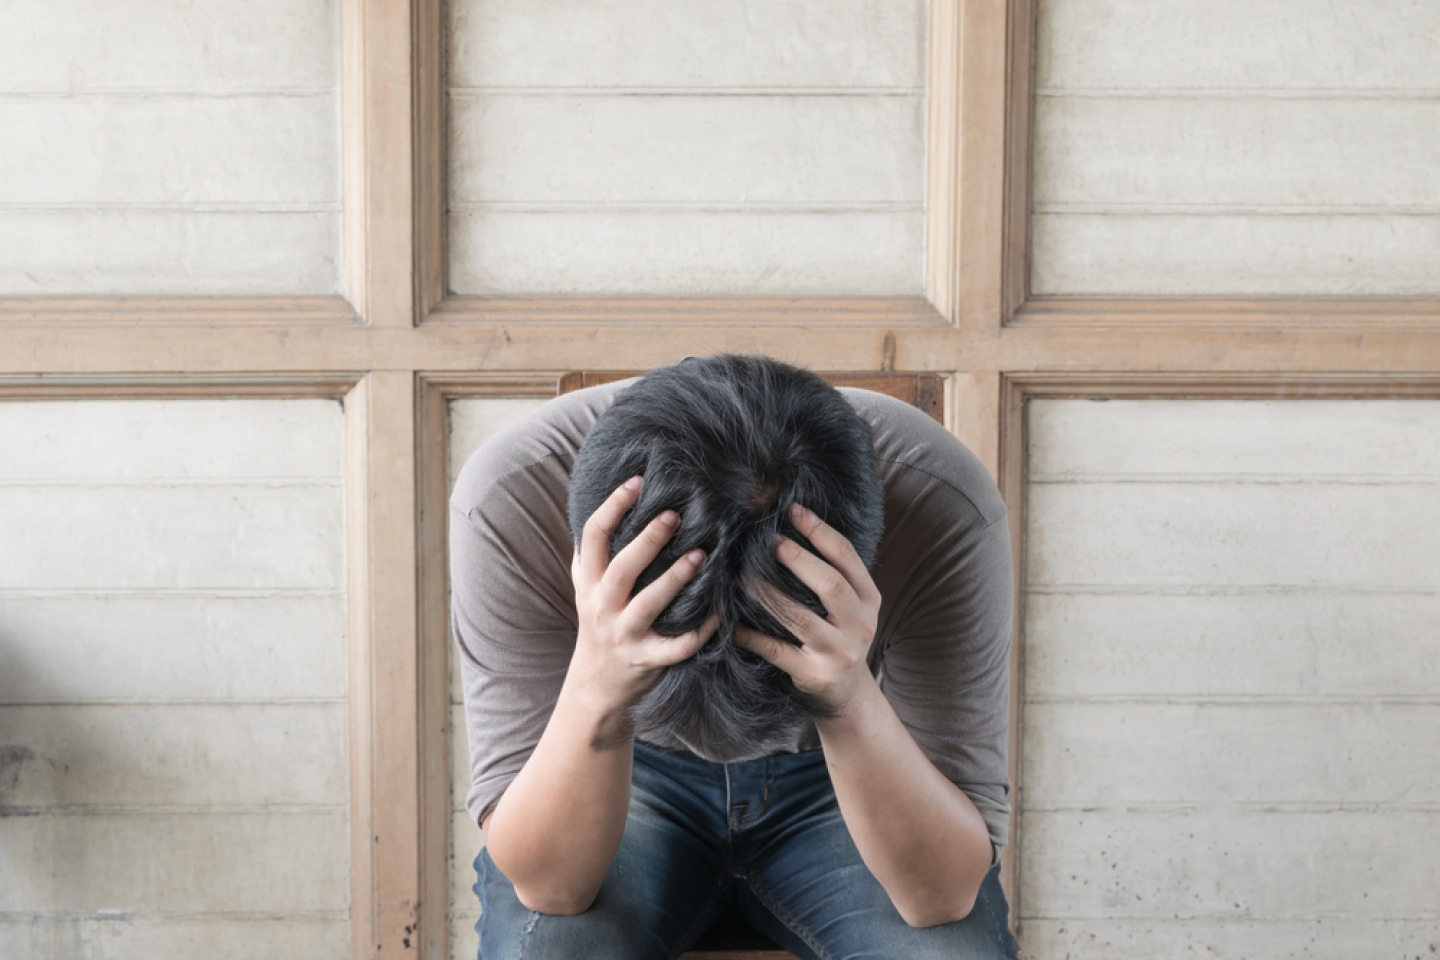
[{"xmin": 449, "ymin": 450, "xmax": 578, "ymax": 828}]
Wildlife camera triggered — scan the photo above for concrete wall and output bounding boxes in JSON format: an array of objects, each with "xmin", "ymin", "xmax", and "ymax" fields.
[
  {"xmin": 1021, "ymin": 399, "xmax": 1440, "ymax": 957},
  {"xmin": 0, "ymin": 0, "xmax": 341, "ymax": 295},
  {"xmin": 446, "ymin": 398, "xmax": 550, "ymax": 960},
  {"xmin": 1032, "ymin": 0, "xmax": 1440, "ymax": 295},
  {"xmin": 446, "ymin": 0, "xmax": 928, "ymax": 295},
  {"xmin": 0, "ymin": 400, "xmax": 349, "ymax": 959}
]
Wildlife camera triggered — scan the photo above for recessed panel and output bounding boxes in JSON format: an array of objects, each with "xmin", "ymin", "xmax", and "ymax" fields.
[
  {"xmin": 0, "ymin": 399, "xmax": 349, "ymax": 960},
  {"xmin": 1021, "ymin": 399, "xmax": 1440, "ymax": 958},
  {"xmin": 446, "ymin": 0, "xmax": 927, "ymax": 296},
  {"xmin": 0, "ymin": 1, "xmax": 340, "ymax": 295},
  {"xmin": 1031, "ymin": 0, "xmax": 1440, "ymax": 295}
]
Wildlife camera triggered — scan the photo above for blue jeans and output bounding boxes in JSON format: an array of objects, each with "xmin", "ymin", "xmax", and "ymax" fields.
[{"xmin": 474, "ymin": 741, "xmax": 1019, "ymax": 960}]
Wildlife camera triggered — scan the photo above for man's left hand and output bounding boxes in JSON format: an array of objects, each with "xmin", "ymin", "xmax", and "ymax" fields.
[{"xmin": 734, "ymin": 502, "xmax": 881, "ymax": 713}]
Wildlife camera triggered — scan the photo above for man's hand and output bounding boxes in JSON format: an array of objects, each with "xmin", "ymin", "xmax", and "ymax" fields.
[
  {"xmin": 734, "ymin": 501, "xmax": 993, "ymax": 926},
  {"xmin": 734, "ymin": 502, "xmax": 881, "ymax": 713},
  {"xmin": 569, "ymin": 476, "xmax": 716, "ymax": 742}
]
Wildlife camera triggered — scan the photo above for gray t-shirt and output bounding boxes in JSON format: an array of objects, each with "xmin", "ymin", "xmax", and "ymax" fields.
[{"xmin": 450, "ymin": 381, "xmax": 1014, "ymax": 852}]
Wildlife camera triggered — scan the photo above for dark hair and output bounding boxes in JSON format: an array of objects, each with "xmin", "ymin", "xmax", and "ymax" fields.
[{"xmin": 567, "ymin": 354, "xmax": 884, "ymax": 760}]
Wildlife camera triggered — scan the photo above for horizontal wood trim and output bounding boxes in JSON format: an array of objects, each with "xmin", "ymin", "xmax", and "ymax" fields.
[
  {"xmin": 0, "ymin": 296, "xmax": 359, "ymax": 324},
  {"xmin": 5, "ymin": 318, "xmax": 1439, "ymax": 376},
  {"xmin": 558, "ymin": 370, "xmax": 945, "ymax": 423},
  {"xmin": 424, "ymin": 295, "xmax": 948, "ymax": 327},
  {"xmin": 0, "ymin": 375, "xmax": 359, "ymax": 399},
  {"xmin": 1003, "ymin": 371, "xmax": 1440, "ymax": 400},
  {"xmin": 1010, "ymin": 296, "xmax": 1440, "ymax": 328}
]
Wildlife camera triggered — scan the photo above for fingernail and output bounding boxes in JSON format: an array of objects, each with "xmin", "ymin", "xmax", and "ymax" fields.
[
  {"xmin": 687, "ymin": 549, "xmax": 705, "ymax": 566},
  {"xmin": 625, "ymin": 476, "xmax": 642, "ymax": 491},
  {"xmin": 790, "ymin": 503, "xmax": 806, "ymax": 521},
  {"xmin": 660, "ymin": 510, "xmax": 679, "ymax": 526}
]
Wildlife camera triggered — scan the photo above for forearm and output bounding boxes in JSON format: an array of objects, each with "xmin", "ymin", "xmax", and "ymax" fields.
[
  {"xmin": 481, "ymin": 677, "xmax": 634, "ymax": 915},
  {"xmin": 816, "ymin": 676, "xmax": 995, "ymax": 927}
]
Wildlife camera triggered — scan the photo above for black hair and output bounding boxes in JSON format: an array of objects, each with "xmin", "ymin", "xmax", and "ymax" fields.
[{"xmin": 567, "ymin": 354, "xmax": 885, "ymax": 759}]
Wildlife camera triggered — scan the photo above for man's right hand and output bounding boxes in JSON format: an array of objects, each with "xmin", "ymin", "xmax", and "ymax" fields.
[{"xmin": 567, "ymin": 476, "xmax": 716, "ymax": 745}]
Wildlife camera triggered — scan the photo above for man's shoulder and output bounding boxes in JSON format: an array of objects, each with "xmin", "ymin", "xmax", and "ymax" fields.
[
  {"xmin": 450, "ymin": 380, "xmax": 630, "ymax": 517},
  {"xmin": 840, "ymin": 387, "xmax": 1006, "ymax": 528}
]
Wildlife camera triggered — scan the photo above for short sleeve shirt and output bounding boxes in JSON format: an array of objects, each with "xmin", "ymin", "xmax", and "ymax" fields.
[{"xmin": 449, "ymin": 381, "xmax": 1015, "ymax": 852}]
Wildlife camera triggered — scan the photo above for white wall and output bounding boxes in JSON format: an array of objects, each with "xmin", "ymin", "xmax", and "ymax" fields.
[
  {"xmin": 0, "ymin": 0, "xmax": 340, "ymax": 295},
  {"xmin": 446, "ymin": 397, "xmax": 550, "ymax": 960},
  {"xmin": 1031, "ymin": 0, "xmax": 1440, "ymax": 295},
  {"xmin": 0, "ymin": 399, "xmax": 349, "ymax": 960},
  {"xmin": 446, "ymin": 0, "xmax": 927, "ymax": 296},
  {"xmin": 1021, "ymin": 399, "xmax": 1440, "ymax": 957}
]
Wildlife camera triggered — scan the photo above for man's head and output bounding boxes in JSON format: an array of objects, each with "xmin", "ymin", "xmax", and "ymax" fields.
[{"xmin": 567, "ymin": 354, "xmax": 884, "ymax": 759}]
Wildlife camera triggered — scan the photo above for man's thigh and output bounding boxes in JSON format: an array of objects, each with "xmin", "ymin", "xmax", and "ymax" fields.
[
  {"xmin": 473, "ymin": 746, "xmax": 730, "ymax": 960},
  {"xmin": 734, "ymin": 761, "xmax": 1018, "ymax": 960}
]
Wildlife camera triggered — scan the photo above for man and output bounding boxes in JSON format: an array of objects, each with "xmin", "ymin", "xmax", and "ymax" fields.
[{"xmin": 451, "ymin": 355, "xmax": 1017, "ymax": 959}]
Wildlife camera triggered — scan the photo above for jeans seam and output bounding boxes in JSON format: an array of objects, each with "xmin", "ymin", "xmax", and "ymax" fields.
[
  {"xmin": 743, "ymin": 872, "xmax": 834, "ymax": 960},
  {"xmin": 735, "ymin": 757, "xmax": 777, "ymax": 829}
]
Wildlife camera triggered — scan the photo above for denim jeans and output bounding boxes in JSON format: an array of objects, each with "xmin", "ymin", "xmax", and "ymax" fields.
[{"xmin": 474, "ymin": 740, "xmax": 1019, "ymax": 960}]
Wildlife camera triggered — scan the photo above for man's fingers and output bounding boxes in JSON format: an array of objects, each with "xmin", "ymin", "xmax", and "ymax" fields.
[
  {"xmin": 603, "ymin": 510, "xmax": 682, "ymax": 601},
  {"xmin": 622, "ymin": 546, "xmax": 705, "ymax": 628},
  {"xmin": 644, "ymin": 612, "xmax": 721, "ymax": 667},
  {"xmin": 576, "ymin": 477, "xmax": 643, "ymax": 585},
  {"xmin": 774, "ymin": 534, "xmax": 861, "ymax": 620},
  {"xmin": 787, "ymin": 503, "xmax": 882, "ymax": 607},
  {"xmin": 734, "ymin": 626, "xmax": 804, "ymax": 677}
]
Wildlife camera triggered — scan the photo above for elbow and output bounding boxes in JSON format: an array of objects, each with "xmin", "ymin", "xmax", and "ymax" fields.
[
  {"xmin": 895, "ymin": 889, "xmax": 979, "ymax": 929},
  {"xmin": 513, "ymin": 882, "xmax": 599, "ymax": 917}
]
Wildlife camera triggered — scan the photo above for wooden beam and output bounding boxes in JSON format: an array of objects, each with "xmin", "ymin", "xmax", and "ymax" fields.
[
  {"xmin": 346, "ymin": 372, "xmax": 423, "ymax": 960},
  {"xmin": 343, "ymin": 0, "xmax": 416, "ymax": 327},
  {"xmin": 955, "ymin": 0, "xmax": 1011, "ymax": 335}
]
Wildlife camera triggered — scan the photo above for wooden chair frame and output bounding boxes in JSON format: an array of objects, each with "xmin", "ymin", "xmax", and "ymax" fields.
[{"xmin": 2, "ymin": 1, "xmax": 1437, "ymax": 956}]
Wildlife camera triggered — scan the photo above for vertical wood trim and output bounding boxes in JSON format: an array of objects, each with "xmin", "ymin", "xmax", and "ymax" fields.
[
  {"xmin": 342, "ymin": 0, "xmax": 417, "ymax": 327},
  {"xmin": 347, "ymin": 372, "xmax": 423, "ymax": 960},
  {"xmin": 415, "ymin": 0, "xmax": 447, "ymax": 318},
  {"xmin": 416, "ymin": 378, "xmax": 452, "ymax": 960},
  {"xmin": 1002, "ymin": 0, "xmax": 1036, "ymax": 320},
  {"xmin": 341, "ymin": 0, "xmax": 367, "ymax": 315},
  {"xmin": 955, "ymin": 0, "xmax": 1010, "ymax": 335},
  {"xmin": 926, "ymin": 0, "xmax": 961, "ymax": 324},
  {"xmin": 948, "ymin": 371, "xmax": 1001, "ymax": 481},
  {"xmin": 996, "ymin": 375, "xmax": 1027, "ymax": 940},
  {"xmin": 345, "ymin": 378, "xmax": 377, "ymax": 960}
]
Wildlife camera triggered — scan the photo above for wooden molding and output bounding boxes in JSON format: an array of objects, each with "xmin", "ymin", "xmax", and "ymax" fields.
[
  {"xmin": 342, "ymin": 0, "xmax": 417, "ymax": 328},
  {"xmin": 0, "ymin": 296, "xmax": 360, "ymax": 324},
  {"xmin": 954, "ymin": 0, "xmax": 1011, "ymax": 335},
  {"xmin": 1010, "ymin": 296, "xmax": 1440, "ymax": 328},
  {"xmin": 423, "ymin": 295, "xmax": 949, "ymax": 327},
  {"xmin": 345, "ymin": 372, "xmax": 424, "ymax": 960},
  {"xmin": 414, "ymin": 0, "xmax": 447, "ymax": 319},
  {"xmin": 1001, "ymin": 0, "xmax": 1036, "ymax": 321}
]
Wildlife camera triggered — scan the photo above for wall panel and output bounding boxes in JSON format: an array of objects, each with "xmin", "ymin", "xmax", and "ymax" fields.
[
  {"xmin": 446, "ymin": 0, "xmax": 928, "ymax": 296},
  {"xmin": 1020, "ymin": 398, "xmax": 1440, "ymax": 958},
  {"xmin": 0, "ymin": 399, "xmax": 349, "ymax": 960},
  {"xmin": 1031, "ymin": 0, "xmax": 1440, "ymax": 296},
  {"xmin": 0, "ymin": 0, "xmax": 340, "ymax": 295}
]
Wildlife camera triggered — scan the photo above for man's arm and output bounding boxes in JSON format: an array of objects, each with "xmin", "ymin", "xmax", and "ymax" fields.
[
  {"xmin": 736, "ymin": 504, "xmax": 995, "ymax": 927},
  {"xmin": 482, "ymin": 477, "xmax": 715, "ymax": 914}
]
